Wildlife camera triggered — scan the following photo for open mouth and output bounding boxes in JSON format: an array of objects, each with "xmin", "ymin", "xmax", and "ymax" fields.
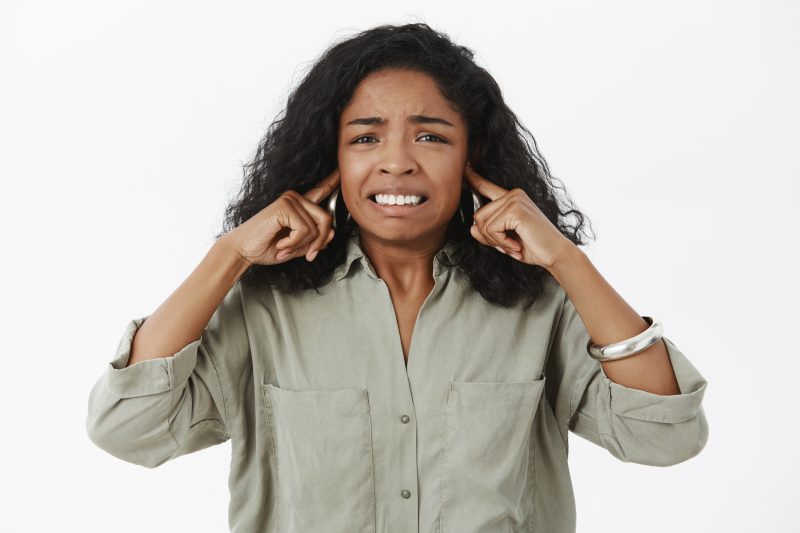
[{"xmin": 368, "ymin": 194, "xmax": 429, "ymax": 206}]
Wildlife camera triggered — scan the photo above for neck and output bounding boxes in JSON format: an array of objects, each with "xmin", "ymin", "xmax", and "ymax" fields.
[{"xmin": 357, "ymin": 227, "xmax": 447, "ymax": 291}]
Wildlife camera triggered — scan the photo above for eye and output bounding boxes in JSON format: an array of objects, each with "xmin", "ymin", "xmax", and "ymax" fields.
[
  {"xmin": 418, "ymin": 133, "xmax": 447, "ymax": 143},
  {"xmin": 352, "ymin": 135, "xmax": 377, "ymax": 144}
]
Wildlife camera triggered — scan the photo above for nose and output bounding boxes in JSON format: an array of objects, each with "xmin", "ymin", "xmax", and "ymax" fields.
[{"xmin": 379, "ymin": 137, "xmax": 418, "ymax": 177}]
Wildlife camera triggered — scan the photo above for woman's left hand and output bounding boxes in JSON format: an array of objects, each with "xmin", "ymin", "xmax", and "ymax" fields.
[{"xmin": 464, "ymin": 162, "xmax": 576, "ymax": 269}]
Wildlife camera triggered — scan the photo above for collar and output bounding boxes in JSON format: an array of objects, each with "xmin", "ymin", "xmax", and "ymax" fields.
[{"xmin": 334, "ymin": 232, "xmax": 458, "ymax": 282}]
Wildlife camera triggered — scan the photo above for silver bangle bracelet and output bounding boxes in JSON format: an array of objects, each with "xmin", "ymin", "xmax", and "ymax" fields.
[{"xmin": 586, "ymin": 316, "xmax": 663, "ymax": 362}]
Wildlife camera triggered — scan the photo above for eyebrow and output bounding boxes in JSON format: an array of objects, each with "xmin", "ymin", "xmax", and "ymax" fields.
[{"xmin": 345, "ymin": 114, "xmax": 455, "ymax": 127}]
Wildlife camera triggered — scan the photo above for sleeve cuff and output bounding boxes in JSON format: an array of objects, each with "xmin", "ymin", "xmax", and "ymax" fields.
[
  {"xmin": 598, "ymin": 335, "xmax": 708, "ymax": 424},
  {"xmin": 106, "ymin": 316, "xmax": 202, "ymax": 399}
]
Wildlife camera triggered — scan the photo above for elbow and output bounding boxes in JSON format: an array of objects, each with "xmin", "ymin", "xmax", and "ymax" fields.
[
  {"xmin": 660, "ymin": 407, "xmax": 710, "ymax": 467},
  {"xmin": 86, "ymin": 412, "xmax": 129, "ymax": 464},
  {"xmin": 86, "ymin": 383, "xmax": 179, "ymax": 469},
  {"xmin": 613, "ymin": 407, "xmax": 710, "ymax": 467},
  {"xmin": 86, "ymin": 410, "xmax": 177, "ymax": 469}
]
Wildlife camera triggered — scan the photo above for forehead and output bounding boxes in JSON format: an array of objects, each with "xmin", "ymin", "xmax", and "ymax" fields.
[{"xmin": 340, "ymin": 69, "xmax": 462, "ymax": 125}]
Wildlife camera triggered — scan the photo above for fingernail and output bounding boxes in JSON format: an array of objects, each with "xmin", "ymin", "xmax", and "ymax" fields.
[
  {"xmin": 308, "ymin": 250, "xmax": 318, "ymax": 261},
  {"xmin": 495, "ymin": 246, "xmax": 506, "ymax": 254}
]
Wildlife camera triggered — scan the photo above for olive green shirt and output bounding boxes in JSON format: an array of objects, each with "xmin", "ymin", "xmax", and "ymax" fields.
[{"xmin": 86, "ymin": 233, "xmax": 709, "ymax": 533}]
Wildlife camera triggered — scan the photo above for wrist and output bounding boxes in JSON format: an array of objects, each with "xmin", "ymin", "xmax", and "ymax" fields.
[
  {"xmin": 546, "ymin": 241, "xmax": 586, "ymax": 279},
  {"xmin": 215, "ymin": 233, "xmax": 253, "ymax": 273}
]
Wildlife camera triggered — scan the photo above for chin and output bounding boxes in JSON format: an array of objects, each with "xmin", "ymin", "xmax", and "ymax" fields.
[{"xmin": 362, "ymin": 225, "xmax": 424, "ymax": 241}]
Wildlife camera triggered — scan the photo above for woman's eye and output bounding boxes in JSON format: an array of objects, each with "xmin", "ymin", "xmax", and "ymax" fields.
[
  {"xmin": 352, "ymin": 136, "xmax": 376, "ymax": 144},
  {"xmin": 419, "ymin": 133, "xmax": 446, "ymax": 143}
]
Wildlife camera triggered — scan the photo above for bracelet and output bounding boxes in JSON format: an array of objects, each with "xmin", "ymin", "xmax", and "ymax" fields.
[{"xmin": 586, "ymin": 316, "xmax": 663, "ymax": 362}]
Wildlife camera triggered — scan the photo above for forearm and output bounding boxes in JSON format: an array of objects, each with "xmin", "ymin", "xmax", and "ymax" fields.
[
  {"xmin": 547, "ymin": 246, "xmax": 681, "ymax": 395},
  {"xmin": 127, "ymin": 235, "xmax": 251, "ymax": 366}
]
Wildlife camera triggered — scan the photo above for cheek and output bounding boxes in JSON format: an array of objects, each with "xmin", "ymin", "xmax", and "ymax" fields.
[
  {"xmin": 338, "ymin": 169, "xmax": 365, "ymax": 207},
  {"xmin": 337, "ymin": 150, "xmax": 360, "ymax": 194},
  {"xmin": 339, "ymin": 151, "xmax": 371, "ymax": 177},
  {"xmin": 431, "ymin": 162, "xmax": 464, "ymax": 197}
]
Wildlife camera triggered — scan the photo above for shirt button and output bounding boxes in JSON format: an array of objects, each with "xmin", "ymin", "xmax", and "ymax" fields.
[
  {"xmin": 400, "ymin": 414, "xmax": 410, "ymax": 424},
  {"xmin": 401, "ymin": 489, "xmax": 411, "ymax": 499}
]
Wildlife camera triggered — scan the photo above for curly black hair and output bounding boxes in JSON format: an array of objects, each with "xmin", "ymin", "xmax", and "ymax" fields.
[{"xmin": 214, "ymin": 22, "xmax": 595, "ymax": 311}]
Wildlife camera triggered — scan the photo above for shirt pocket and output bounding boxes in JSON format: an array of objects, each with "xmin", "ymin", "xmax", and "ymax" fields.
[
  {"xmin": 261, "ymin": 384, "xmax": 376, "ymax": 533},
  {"xmin": 439, "ymin": 376, "xmax": 547, "ymax": 533}
]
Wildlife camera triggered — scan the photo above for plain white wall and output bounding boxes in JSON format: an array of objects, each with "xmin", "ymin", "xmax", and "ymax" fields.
[{"xmin": 2, "ymin": 1, "xmax": 797, "ymax": 531}]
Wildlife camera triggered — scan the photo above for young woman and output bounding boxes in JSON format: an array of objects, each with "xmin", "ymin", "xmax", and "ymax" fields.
[{"xmin": 87, "ymin": 22, "xmax": 709, "ymax": 533}]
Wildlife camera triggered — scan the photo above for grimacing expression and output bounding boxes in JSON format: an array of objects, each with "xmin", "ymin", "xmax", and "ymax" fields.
[{"xmin": 337, "ymin": 68, "xmax": 469, "ymax": 244}]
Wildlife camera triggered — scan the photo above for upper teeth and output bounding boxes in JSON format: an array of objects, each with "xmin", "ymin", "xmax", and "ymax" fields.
[{"xmin": 374, "ymin": 194, "xmax": 424, "ymax": 206}]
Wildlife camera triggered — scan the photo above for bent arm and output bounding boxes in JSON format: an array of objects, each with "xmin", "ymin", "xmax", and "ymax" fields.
[
  {"xmin": 547, "ymin": 286, "xmax": 709, "ymax": 467},
  {"xmin": 127, "ymin": 236, "xmax": 250, "ymax": 366},
  {"xmin": 86, "ymin": 237, "xmax": 252, "ymax": 468}
]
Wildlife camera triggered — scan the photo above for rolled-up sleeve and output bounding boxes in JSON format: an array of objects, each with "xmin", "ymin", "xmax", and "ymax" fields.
[
  {"xmin": 549, "ymin": 288, "xmax": 709, "ymax": 467},
  {"xmin": 86, "ymin": 282, "xmax": 248, "ymax": 469}
]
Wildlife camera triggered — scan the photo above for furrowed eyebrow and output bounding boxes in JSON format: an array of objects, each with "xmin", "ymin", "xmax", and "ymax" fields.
[{"xmin": 345, "ymin": 114, "xmax": 455, "ymax": 127}]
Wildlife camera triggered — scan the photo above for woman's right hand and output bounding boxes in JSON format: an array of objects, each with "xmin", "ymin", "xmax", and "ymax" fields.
[{"xmin": 225, "ymin": 168, "xmax": 341, "ymax": 266}]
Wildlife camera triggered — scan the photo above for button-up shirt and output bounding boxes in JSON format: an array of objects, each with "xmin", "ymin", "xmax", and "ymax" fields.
[{"xmin": 86, "ymin": 232, "xmax": 709, "ymax": 533}]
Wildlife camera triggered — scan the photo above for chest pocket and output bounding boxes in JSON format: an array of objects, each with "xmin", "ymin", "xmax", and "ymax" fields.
[
  {"xmin": 439, "ymin": 376, "xmax": 547, "ymax": 533},
  {"xmin": 262, "ymin": 384, "xmax": 376, "ymax": 533}
]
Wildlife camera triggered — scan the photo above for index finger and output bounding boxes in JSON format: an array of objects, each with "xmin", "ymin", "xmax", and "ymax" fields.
[
  {"xmin": 464, "ymin": 163, "xmax": 507, "ymax": 201},
  {"xmin": 304, "ymin": 168, "xmax": 342, "ymax": 204}
]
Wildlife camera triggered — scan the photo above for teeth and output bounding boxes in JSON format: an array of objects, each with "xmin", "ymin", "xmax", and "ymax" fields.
[{"xmin": 375, "ymin": 194, "xmax": 424, "ymax": 206}]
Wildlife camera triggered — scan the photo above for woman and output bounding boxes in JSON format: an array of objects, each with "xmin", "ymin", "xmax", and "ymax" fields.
[{"xmin": 86, "ymin": 22, "xmax": 709, "ymax": 533}]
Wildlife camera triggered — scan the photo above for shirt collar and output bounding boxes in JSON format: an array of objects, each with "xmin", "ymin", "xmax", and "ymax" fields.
[{"xmin": 334, "ymin": 232, "xmax": 458, "ymax": 282}]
